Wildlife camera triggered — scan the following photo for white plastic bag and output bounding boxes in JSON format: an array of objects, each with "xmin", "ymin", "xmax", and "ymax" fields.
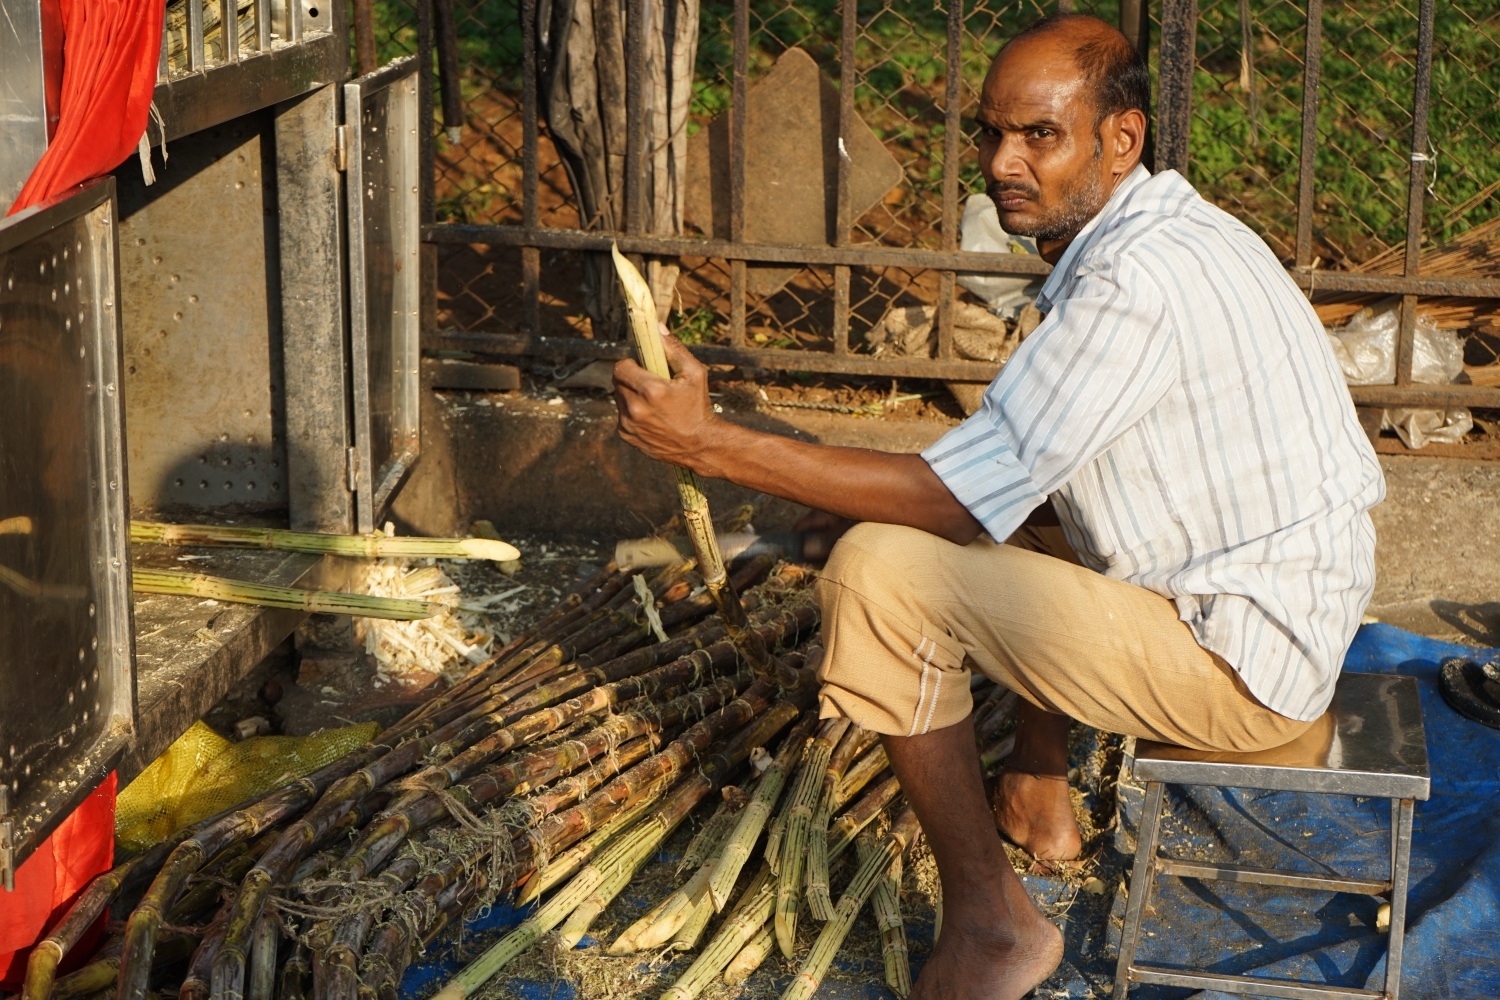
[
  {"xmin": 1325, "ymin": 303, "xmax": 1465, "ymax": 385},
  {"xmin": 1381, "ymin": 407, "xmax": 1473, "ymax": 449},
  {"xmin": 956, "ymin": 193, "xmax": 1044, "ymax": 319},
  {"xmin": 1325, "ymin": 303, "xmax": 1471, "ymax": 449}
]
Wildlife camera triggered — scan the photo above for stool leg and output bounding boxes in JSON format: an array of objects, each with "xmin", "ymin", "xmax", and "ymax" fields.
[
  {"xmin": 1383, "ymin": 798, "xmax": 1415, "ymax": 1000},
  {"xmin": 1112, "ymin": 780, "xmax": 1166, "ymax": 1000}
]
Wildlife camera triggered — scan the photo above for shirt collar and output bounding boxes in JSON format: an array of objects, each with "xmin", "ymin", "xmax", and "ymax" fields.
[{"xmin": 1035, "ymin": 164, "xmax": 1153, "ymax": 313}]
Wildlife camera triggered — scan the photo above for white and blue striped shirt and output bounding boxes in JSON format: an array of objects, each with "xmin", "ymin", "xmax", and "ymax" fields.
[{"xmin": 923, "ymin": 165, "xmax": 1385, "ymax": 722}]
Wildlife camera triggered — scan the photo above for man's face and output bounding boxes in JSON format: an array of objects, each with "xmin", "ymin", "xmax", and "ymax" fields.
[{"xmin": 976, "ymin": 36, "xmax": 1121, "ymax": 255}]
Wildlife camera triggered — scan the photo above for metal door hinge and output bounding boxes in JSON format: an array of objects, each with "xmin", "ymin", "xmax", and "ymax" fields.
[
  {"xmin": 336, "ymin": 125, "xmax": 348, "ymax": 172},
  {"xmin": 346, "ymin": 446, "xmax": 359, "ymax": 492}
]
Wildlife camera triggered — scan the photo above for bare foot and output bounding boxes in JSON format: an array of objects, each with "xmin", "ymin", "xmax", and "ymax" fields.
[
  {"xmin": 993, "ymin": 770, "xmax": 1082, "ymax": 860},
  {"xmin": 912, "ymin": 896, "xmax": 1063, "ymax": 1000}
]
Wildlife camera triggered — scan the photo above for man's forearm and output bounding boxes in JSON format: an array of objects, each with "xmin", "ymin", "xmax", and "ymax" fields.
[{"xmin": 690, "ymin": 419, "xmax": 983, "ymax": 546}]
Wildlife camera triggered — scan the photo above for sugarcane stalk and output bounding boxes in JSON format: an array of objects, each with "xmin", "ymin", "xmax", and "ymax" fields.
[
  {"xmin": 678, "ymin": 788, "xmax": 746, "ymax": 873},
  {"xmin": 516, "ymin": 773, "xmax": 675, "ymax": 905},
  {"xmin": 209, "ymin": 710, "xmax": 486, "ymax": 1000},
  {"xmin": 50, "ymin": 933, "xmax": 191, "ymax": 1000},
  {"xmin": 764, "ymin": 814, "xmax": 785, "ymax": 875},
  {"xmin": 317, "ymin": 853, "xmax": 424, "ymax": 1000},
  {"xmin": 722, "ymin": 924, "xmax": 775, "ymax": 986},
  {"xmin": 555, "ymin": 828, "xmax": 659, "ymax": 948},
  {"xmin": 781, "ymin": 808, "xmax": 921, "ymax": 1000},
  {"xmin": 805, "ymin": 723, "xmax": 865, "ymax": 921},
  {"xmin": 670, "ymin": 892, "xmax": 715, "ymax": 951},
  {"xmin": 180, "ymin": 901, "xmax": 233, "ymax": 1000},
  {"xmin": 608, "ymin": 857, "xmax": 716, "ymax": 954},
  {"xmin": 118, "ymin": 742, "xmax": 392, "ymax": 1000},
  {"xmin": 659, "ymin": 864, "xmax": 776, "ymax": 1000},
  {"xmin": 708, "ymin": 711, "xmax": 818, "ymax": 910},
  {"xmin": 974, "ymin": 688, "xmax": 1019, "ymax": 743},
  {"xmin": 828, "ymin": 775, "xmax": 902, "ymax": 858},
  {"xmin": 404, "ymin": 604, "xmax": 815, "ymax": 796},
  {"xmin": 980, "ymin": 731, "xmax": 1017, "ymax": 770},
  {"xmin": 833, "ymin": 743, "xmax": 889, "ymax": 810},
  {"xmin": 775, "ymin": 718, "xmax": 848, "ymax": 957},
  {"xmin": 131, "ymin": 521, "xmax": 521, "ymax": 562},
  {"xmin": 871, "ymin": 851, "xmax": 911, "ymax": 997},
  {"xmin": 132, "ymin": 569, "xmax": 439, "ymax": 620},
  {"xmin": 431, "ymin": 769, "xmax": 714, "ymax": 1000},
  {"xmin": 277, "ymin": 943, "xmax": 310, "ymax": 1000},
  {"xmin": 246, "ymin": 914, "xmax": 279, "ymax": 1000}
]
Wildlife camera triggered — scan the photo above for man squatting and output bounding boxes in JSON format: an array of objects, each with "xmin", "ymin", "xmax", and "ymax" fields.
[{"xmin": 612, "ymin": 12, "xmax": 1385, "ymax": 1000}]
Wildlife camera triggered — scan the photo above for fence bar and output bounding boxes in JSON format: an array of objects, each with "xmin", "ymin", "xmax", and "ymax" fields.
[
  {"xmin": 1119, "ymin": 0, "xmax": 1149, "ymax": 54},
  {"xmin": 625, "ymin": 0, "xmax": 646, "ymax": 236},
  {"xmin": 1155, "ymin": 0, "xmax": 1197, "ymax": 174},
  {"xmin": 836, "ymin": 0, "xmax": 855, "ymax": 245},
  {"xmin": 188, "ymin": 0, "xmax": 205, "ymax": 71},
  {"xmin": 1294, "ymin": 0, "xmax": 1323, "ymax": 269},
  {"xmin": 730, "ymin": 0, "xmax": 748, "ymax": 244},
  {"xmin": 223, "ymin": 0, "xmax": 238, "ymax": 61},
  {"xmin": 1395, "ymin": 0, "xmax": 1436, "ymax": 386},
  {"xmin": 834, "ymin": 266, "xmax": 850, "ymax": 355},
  {"xmin": 418, "ymin": 0, "xmax": 436, "ymax": 221},
  {"xmin": 159, "ymin": 18, "xmax": 171, "ymax": 79},
  {"xmin": 729, "ymin": 0, "xmax": 748, "ymax": 347},
  {"xmin": 936, "ymin": 0, "xmax": 964, "ymax": 361},
  {"xmin": 521, "ymin": 0, "xmax": 541, "ymax": 333},
  {"xmin": 730, "ymin": 260, "xmax": 747, "ymax": 346},
  {"xmin": 255, "ymin": 0, "xmax": 268, "ymax": 51},
  {"xmin": 288, "ymin": 0, "xmax": 301, "ymax": 44}
]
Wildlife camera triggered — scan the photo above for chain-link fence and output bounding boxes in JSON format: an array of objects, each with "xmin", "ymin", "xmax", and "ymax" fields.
[{"xmin": 382, "ymin": 0, "xmax": 1500, "ymax": 410}]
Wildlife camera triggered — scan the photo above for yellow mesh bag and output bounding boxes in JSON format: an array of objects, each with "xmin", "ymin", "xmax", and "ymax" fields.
[{"xmin": 116, "ymin": 719, "xmax": 379, "ymax": 853}]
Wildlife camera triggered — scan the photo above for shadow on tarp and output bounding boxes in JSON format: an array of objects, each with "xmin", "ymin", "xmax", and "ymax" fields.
[{"xmin": 1110, "ymin": 624, "xmax": 1500, "ymax": 1000}]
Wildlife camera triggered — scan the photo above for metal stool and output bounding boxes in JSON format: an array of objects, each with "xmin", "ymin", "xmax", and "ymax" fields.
[{"xmin": 1113, "ymin": 672, "xmax": 1430, "ymax": 1000}]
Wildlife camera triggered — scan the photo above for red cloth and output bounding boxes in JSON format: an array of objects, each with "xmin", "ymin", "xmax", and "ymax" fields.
[
  {"xmin": 0, "ymin": 773, "xmax": 118, "ymax": 989},
  {"xmin": 6, "ymin": 0, "xmax": 163, "ymax": 215}
]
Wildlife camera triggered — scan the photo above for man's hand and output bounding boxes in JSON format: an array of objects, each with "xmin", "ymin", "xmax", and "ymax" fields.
[
  {"xmin": 613, "ymin": 333, "xmax": 725, "ymax": 475},
  {"xmin": 609, "ymin": 332, "xmax": 986, "ymax": 547}
]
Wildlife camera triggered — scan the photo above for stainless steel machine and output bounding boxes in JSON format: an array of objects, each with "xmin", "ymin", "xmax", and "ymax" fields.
[{"xmin": 0, "ymin": 0, "xmax": 421, "ymax": 887}]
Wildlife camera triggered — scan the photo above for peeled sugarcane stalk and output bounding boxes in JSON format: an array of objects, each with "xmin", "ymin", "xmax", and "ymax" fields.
[
  {"xmin": 522, "ymin": 683, "xmax": 810, "ymax": 911},
  {"xmin": 708, "ymin": 711, "xmax": 819, "ymax": 910},
  {"xmin": 782, "ymin": 807, "xmax": 922, "ymax": 1000},
  {"xmin": 764, "ymin": 814, "xmax": 785, "ymax": 874},
  {"xmin": 130, "ymin": 521, "xmax": 521, "ymax": 562},
  {"xmin": 430, "ymin": 769, "xmax": 715, "ymax": 1000},
  {"xmin": 556, "ymin": 828, "xmax": 659, "ymax": 948},
  {"xmin": 132, "ymin": 568, "xmax": 439, "ymax": 620},
  {"xmin": 828, "ymin": 774, "xmax": 902, "ymax": 858},
  {"xmin": 670, "ymin": 893, "xmax": 716, "ymax": 951},
  {"xmin": 775, "ymin": 718, "xmax": 849, "ymax": 957},
  {"xmin": 723, "ymin": 924, "xmax": 776, "ymax": 986},
  {"xmin": 871, "ymin": 851, "xmax": 911, "ymax": 997},
  {"xmin": 608, "ymin": 850, "xmax": 718, "ymax": 953},
  {"xmin": 834, "ymin": 742, "xmax": 889, "ymax": 809},
  {"xmin": 208, "ymin": 708, "xmax": 492, "ymax": 1000},
  {"xmin": 680, "ymin": 788, "xmax": 748, "ymax": 872},
  {"xmin": 611, "ymin": 245, "xmax": 801, "ymax": 689},
  {"xmin": 517, "ymin": 773, "xmax": 675, "ymax": 905},
  {"xmin": 805, "ymin": 723, "xmax": 867, "ymax": 920},
  {"xmin": 974, "ymin": 688, "xmax": 1020, "ymax": 743},
  {"xmin": 980, "ymin": 731, "xmax": 1017, "ymax": 770},
  {"xmin": 659, "ymin": 864, "xmax": 776, "ymax": 1000}
]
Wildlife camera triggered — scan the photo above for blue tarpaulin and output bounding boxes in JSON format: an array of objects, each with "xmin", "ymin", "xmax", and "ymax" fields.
[{"xmin": 399, "ymin": 625, "xmax": 1500, "ymax": 999}]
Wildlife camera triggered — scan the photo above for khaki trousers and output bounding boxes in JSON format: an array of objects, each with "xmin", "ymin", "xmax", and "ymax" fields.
[{"xmin": 813, "ymin": 522, "xmax": 1312, "ymax": 752}]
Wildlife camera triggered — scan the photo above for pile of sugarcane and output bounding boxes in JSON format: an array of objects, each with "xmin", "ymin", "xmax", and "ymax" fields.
[{"xmin": 26, "ymin": 545, "xmax": 1020, "ymax": 1000}]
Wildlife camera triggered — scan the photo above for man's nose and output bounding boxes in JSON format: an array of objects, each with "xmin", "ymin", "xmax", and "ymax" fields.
[{"xmin": 985, "ymin": 134, "xmax": 1029, "ymax": 179}]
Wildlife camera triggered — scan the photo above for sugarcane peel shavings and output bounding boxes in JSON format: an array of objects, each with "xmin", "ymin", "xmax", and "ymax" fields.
[{"xmin": 357, "ymin": 553, "xmax": 494, "ymax": 687}]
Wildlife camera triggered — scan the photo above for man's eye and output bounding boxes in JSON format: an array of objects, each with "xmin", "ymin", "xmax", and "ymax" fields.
[
  {"xmin": 979, "ymin": 126, "xmax": 1002, "ymax": 140},
  {"xmin": 1030, "ymin": 128, "xmax": 1054, "ymax": 140}
]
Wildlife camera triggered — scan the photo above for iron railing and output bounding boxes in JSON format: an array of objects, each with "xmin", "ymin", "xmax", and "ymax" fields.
[{"xmin": 413, "ymin": 0, "xmax": 1500, "ymax": 410}]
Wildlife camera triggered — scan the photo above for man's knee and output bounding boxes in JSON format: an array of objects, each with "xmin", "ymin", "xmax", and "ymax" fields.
[{"xmin": 818, "ymin": 521, "xmax": 936, "ymax": 602}]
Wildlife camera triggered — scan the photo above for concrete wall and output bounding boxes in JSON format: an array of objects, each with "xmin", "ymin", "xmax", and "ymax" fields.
[{"xmin": 395, "ymin": 388, "xmax": 1499, "ymax": 646}]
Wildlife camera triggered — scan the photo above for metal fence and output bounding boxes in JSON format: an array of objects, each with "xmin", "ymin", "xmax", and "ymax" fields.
[{"xmin": 390, "ymin": 0, "xmax": 1500, "ymax": 410}]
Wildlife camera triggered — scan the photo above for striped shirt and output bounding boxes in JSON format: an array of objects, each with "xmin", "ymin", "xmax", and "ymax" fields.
[{"xmin": 923, "ymin": 165, "xmax": 1385, "ymax": 722}]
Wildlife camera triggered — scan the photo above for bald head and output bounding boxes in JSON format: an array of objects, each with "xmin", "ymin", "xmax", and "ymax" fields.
[
  {"xmin": 973, "ymin": 13, "xmax": 1150, "ymax": 258},
  {"xmin": 998, "ymin": 14, "xmax": 1150, "ymax": 130}
]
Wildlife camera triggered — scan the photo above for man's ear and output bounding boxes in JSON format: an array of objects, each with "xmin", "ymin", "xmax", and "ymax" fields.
[{"xmin": 1110, "ymin": 108, "xmax": 1148, "ymax": 177}]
